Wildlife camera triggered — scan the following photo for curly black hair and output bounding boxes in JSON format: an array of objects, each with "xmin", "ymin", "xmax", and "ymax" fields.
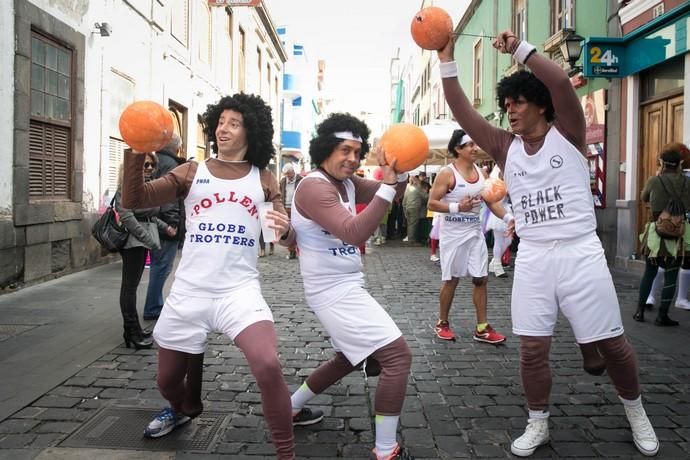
[
  {"xmin": 202, "ymin": 93, "xmax": 275, "ymax": 169},
  {"xmin": 447, "ymin": 129, "xmax": 469, "ymax": 157},
  {"xmin": 309, "ymin": 113, "xmax": 371, "ymax": 167},
  {"xmin": 496, "ymin": 70, "xmax": 555, "ymax": 123}
]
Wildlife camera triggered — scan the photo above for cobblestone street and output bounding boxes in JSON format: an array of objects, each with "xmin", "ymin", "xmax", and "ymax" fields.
[{"xmin": 1, "ymin": 243, "xmax": 689, "ymax": 459}]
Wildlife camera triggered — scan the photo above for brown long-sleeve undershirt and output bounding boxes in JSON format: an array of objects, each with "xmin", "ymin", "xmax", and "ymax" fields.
[
  {"xmin": 441, "ymin": 48, "xmax": 586, "ymax": 170},
  {"xmin": 120, "ymin": 150, "xmax": 296, "ymax": 247},
  {"xmin": 293, "ymin": 170, "xmax": 406, "ymax": 247}
]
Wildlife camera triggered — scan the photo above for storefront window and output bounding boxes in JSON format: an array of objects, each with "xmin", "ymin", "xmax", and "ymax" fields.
[{"xmin": 640, "ymin": 55, "xmax": 684, "ymax": 101}]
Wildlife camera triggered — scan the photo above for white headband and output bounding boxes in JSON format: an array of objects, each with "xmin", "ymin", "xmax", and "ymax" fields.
[
  {"xmin": 460, "ymin": 134, "xmax": 472, "ymax": 146},
  {"xmin": 333, "ymin": 131, "xmax": 363, "ymax": 143}
]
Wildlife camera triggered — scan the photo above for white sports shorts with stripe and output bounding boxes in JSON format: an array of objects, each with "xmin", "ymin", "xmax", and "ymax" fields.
[{"xmin": 511, "ymin": 233, "xmax": 623, "ymax": 343}]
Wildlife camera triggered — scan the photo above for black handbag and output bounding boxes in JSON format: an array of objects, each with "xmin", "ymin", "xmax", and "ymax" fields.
[{"xmin": 92, "ymin": 195, "xmax": 128, "ymax": 252}]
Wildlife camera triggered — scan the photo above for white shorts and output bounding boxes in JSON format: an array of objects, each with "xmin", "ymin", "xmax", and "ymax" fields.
[
  {"xmin": 511, "ymin": 233, "xmax": 623, "ymax": 343},
  {"xmin": 153, "ymin": 284, "xmax": 274, "ymax": 354},
  {"xmin": 312, "ymin": 286, "xmax": 402, "ymax": 366},
  {"xmin": 439, "ymin": 234, "xmax": 488, "ymax": 280}
]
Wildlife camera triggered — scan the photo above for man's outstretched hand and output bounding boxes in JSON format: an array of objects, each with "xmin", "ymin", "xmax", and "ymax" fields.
[{"xmin": 492, "ymin": 30, "xmax": 519, "ymax": 55}]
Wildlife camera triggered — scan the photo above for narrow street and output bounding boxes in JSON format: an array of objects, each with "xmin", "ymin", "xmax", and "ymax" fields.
[{"xmin": 0, "ymin": 243, "xmax": 688, "ymax": 459}]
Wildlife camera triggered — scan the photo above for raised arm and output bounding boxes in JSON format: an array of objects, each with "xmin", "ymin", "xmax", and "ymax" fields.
[
  {"xmin": 121, "ymin": 150, "xmax": 194, "ymax": 209},
  {"xmin": 494, "ymin": 31, "xmax": 586, "ymax": 152},
  {"xmin": 438, "ymin": 36, "xmax": 513, "ymax": 169}
]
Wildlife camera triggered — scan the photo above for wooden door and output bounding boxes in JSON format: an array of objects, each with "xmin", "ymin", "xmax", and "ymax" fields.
[{"xmin": 637, "ymin": 95, "xmax": 685, "ymax": 237}]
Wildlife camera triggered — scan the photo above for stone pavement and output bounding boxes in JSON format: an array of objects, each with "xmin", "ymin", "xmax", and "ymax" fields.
[{"xmin": 0, "ymin": 243, "xmax": 689, "ymax": 459}]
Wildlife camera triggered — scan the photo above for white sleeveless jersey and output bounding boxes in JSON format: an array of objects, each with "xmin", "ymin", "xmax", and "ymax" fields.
[
  {"xmin": 439, "ymin": 163, "xmax": 485, "ymax": 244},
  {"xmin": 291, "ymin": 171, "xmax": 364, "ymax": 310},
  {"xmin": 171, "ymin": 161, "xmax": 264, "ymax": 297},
  {"xmin": 504, "ymin": 126, "xmax": 596, "ymax": 242}
]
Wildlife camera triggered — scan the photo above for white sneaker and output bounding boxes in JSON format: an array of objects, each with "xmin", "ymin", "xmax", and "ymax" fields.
[
  {"xmin": 430, "ymin": 254, "xmax": 440, "ymax": 262},
  {"xmin": 621, "ymin": 397, "xmax": 659, "ymax": 456},
  {"xmin": 511, "ymin": 418, "xmax": 549, "ymax": 457},
  {"xmin": 675, "ymin": 299, "xmax": 690, "ymax": 310},
  {"xmin": 402, "ymin": 237, "xmax": 409, "ymax": 242}
]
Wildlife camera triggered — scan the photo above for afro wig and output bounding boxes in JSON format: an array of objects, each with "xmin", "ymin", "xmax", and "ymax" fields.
[
  {"xmin": 202, "ymin": 93, "xmax": 275, "ymax": 169},
  {"xmin": 496, "ymin": 70, "xmax": 555, "ymax": 123},
  {"xmin": 309, "ymin": 113, "xmax": 371, "ymax": 167}
]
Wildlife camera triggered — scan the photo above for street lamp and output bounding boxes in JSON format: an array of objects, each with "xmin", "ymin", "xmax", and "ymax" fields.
[{"xmin": 560, "ymin": 29, "xmax": 584, "ymax": 76}]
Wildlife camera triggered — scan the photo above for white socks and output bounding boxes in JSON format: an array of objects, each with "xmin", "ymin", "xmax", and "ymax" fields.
[
  {"xmin": 290, "ymin": 382, "xmax": 316, "ymax": 415},
  {"xmin": 645, "ymin": 267, "xmax": 664, "ymax": 305},
  {"xmin": 528, "ymin": 409, "xmax": 549, "ymax": 420},
  {"xmin": 676, "ymin": 268, "xmax": 690, "ymax": 307},
  {"xmin": 374, "ymin": 414, "xmax": 399, "ymax": 458}
]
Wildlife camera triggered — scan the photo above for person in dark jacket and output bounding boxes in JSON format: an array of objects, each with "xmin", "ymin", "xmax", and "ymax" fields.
[
  {"xmin": 115, "ymin": 152, "xmax": 172, "ymax": 349},
  {"xmin": 144, "ymin": 134, "xmax": 186, "ymax": 320}
]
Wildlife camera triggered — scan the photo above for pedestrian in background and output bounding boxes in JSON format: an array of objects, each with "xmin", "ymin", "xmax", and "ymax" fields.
[
  {"xmin": 635, "ymin": 143, "xmax": 690, "ymax": 325},
  {"xmin": 144, "ymin": 133, "xmax": 186, "ymax": 321},
  {"xmin": 402, "ymin": 175, "xmax": 421, "ymax": 243},
  {"xmin": 279, "ymin": 163, "xmax": 302, "ymax": 259},
  {"xmin": 115, "ymin": 153, "xmax": 167, "ymax": 350}
]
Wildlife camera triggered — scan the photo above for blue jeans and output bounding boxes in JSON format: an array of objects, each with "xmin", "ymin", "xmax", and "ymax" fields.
[{"xmin": 144, "ymin": 239, "xmax": 178, "ymax": 318}]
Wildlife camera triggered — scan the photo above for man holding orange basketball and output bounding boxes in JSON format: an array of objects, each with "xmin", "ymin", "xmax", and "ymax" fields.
[
  {"xmin": 437, "ymin": 30, "xmax": 658, "ymax": 457},
  {"xmin": 428, "ymin": 128, "xmax": 512, "ymax": 344},
  {"xmin": 121, "ymin": 93, "xmax": 300, "ymax": 459},
  {"xmin": 287, "ymin": 113, "xmax": 414, "ymax": 460}
]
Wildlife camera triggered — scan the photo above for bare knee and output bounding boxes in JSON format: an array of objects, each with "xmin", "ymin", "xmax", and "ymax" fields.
[
  {"xmin": 471, "ymin": 276, "xmax": 487, "ymax": 287},
  {"xmin": 520, "ymin": 336, "xmax": 551, "ymax": 365},
  {"xmin": 249, "ymin": 353, "xmax": 283, "ymax": 385}
]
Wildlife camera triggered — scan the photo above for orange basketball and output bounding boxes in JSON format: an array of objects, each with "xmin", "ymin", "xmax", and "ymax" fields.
[
  {"xmin": 410, "ymin": 7, "xmax": 453, "ymax": 50},
  {"xmin": 481, "ymin": 177, "xmax": 507, "ymax": 203},
  {"xmin": 379, "ymin": 124, "xmax": 429, "ymax": 173},
  {"xmin": 118, "ymin": 100, "xmax": 174, "ymax": 153}
]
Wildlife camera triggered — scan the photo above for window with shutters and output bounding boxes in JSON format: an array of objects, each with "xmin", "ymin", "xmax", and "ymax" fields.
[
  {"xmin": 171, "ymin": 0, "xmax": 190, "ymax": 47},
  {"xmin": 198, "ymin": 2, "xmax": 211, "ymax": 64},
  {"xmin": 473, "ymin": 39, "xmax": 482, "ymax": 107},
  {"xmin": 514, "ymin": 0, "xmax": 527, "ymax": 41},
  {"xmin": 108, "ymin": 137, "xmax": 127, "ymax": 193},
  {"xmin": 239, "ymin": 27, "xmax": 246, "ymax": 91},
  {"xmin": 29, "ymin": 32, "xmax": 73, "ymax": 200},
  {"xmin": 552, "ymin": 0, "xmax": 574, "ymax": 35}
]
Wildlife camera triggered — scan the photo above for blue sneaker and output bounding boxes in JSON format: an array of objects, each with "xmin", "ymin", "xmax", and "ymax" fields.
[{"xmin": 143, "ymin": 407, "xmax": 191, "ymax": 438}]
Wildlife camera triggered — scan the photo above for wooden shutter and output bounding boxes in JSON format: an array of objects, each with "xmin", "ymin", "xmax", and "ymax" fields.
[
  {"xmin": 29, "ymin": 120, "xmax": 70, "ymax": 199},
  {"xmin": 108, "ymin": 137, "xmax": 127, "ymax": 193}
]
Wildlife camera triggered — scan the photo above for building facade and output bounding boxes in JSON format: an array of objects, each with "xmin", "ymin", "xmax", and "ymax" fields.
[
  {"xmin": 0, "ymin": 0, "xmax": 286, "ymax": 289},
  {"xmin": 600, "ymin": 0, "xmax": 689, "ymax": 271}
]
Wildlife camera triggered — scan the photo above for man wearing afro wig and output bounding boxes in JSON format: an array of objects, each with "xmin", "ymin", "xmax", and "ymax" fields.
[
  {"xmin": 122, "ymin": 93, "xmax": 297, "ymax": 459},
  {"xmin": 437, "ymin": 30, "xmax": 658, "ymax": 457},
  {"xmin": 288, "ymin": 113, "xmax": 414, "ymax": 460}
]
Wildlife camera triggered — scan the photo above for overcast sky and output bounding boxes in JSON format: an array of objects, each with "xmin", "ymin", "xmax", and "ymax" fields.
[{"xmin": 263, "ymin": 0, "xmax": 470, "ymax": 124}]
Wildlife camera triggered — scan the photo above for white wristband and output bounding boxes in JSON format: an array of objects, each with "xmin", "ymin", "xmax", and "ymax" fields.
[
  {"xmin": 513, "ymin": 41, "xmax": 537, "ymax": 64},
  {"xmin": 448, "ymin": 203, "xmax": 459, "ymax": 214},
  {"xmin": 440, "ymin": 61, "xmax": 458, "ymax": 78},
  {"xmin": 397, "ymin": 172, "xmax": 409, "ymax": 183},
  {"xmin": 502, "ymin": 213, "xmax": 514, "ymax": 223}
]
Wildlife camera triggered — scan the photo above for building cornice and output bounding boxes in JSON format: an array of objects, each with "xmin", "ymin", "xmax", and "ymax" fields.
[
  {"xmin": 618, "ymin": 0, "xmax": 661, "ymax": 25},
  {"xmin": 256, "ymin": 2, "xmax": 288, "ymax": 62}
]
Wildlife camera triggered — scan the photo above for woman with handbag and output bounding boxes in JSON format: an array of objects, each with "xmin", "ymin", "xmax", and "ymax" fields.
[
  {"xmin": 115, "ymin": 153, "xmax": 174, "ymax": 349},
  {"xmin": 635, "ymin": 144, "xmax": 690, "ymax": 326}
]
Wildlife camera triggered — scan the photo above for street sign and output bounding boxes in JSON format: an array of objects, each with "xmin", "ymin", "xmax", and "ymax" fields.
[
  {"xmin": 208, "ymin": 0, "xmax": 261, "ymax": 7},
  {"xmin": 583, "ymin": 40, "xmax": 625, "ymax": 78}
]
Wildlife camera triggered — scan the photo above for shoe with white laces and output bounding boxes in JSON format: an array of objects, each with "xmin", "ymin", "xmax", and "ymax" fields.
[
  {"xmin": 511, "ymin": 417, "xmax": 549, "ymax": 457},
  {"xmin": 620, "ymin": 397, "xmax": 659, "ymax": 456},
  {"xmin": 144, "ymin": 407, "xmax": 191, "ymax": 438}
]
